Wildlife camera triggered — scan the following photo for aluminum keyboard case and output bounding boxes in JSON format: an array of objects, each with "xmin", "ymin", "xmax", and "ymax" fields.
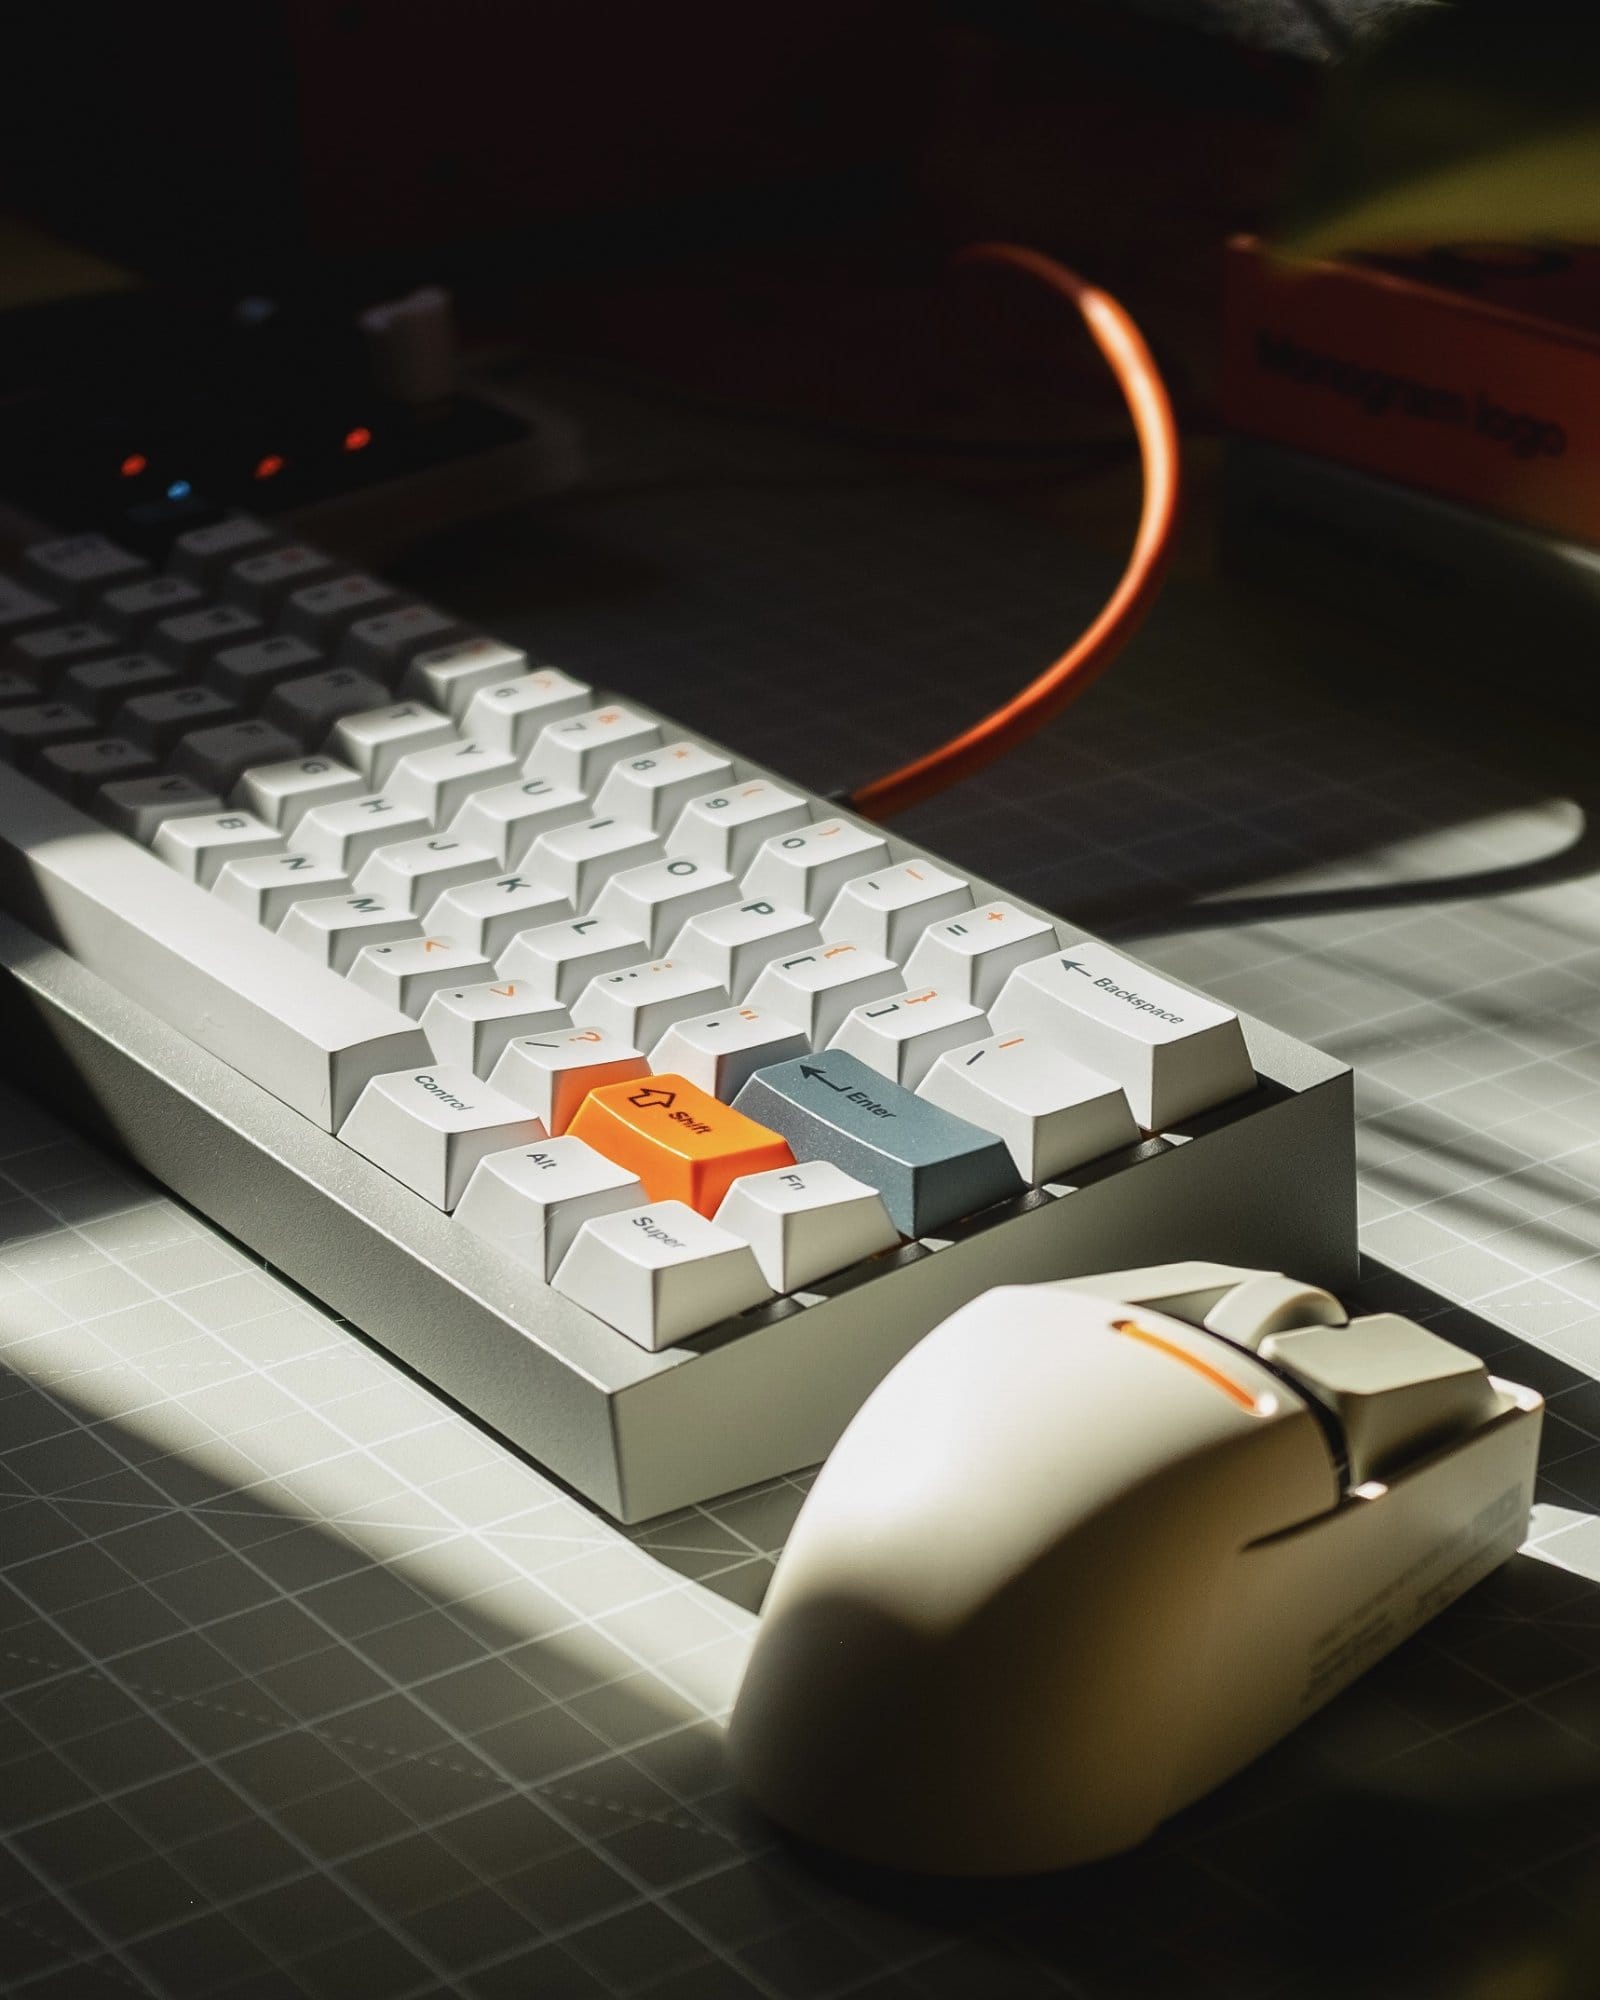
[{"xmin": 0, "ymin": 692, "xmax": 1356, "ymax": 1522}]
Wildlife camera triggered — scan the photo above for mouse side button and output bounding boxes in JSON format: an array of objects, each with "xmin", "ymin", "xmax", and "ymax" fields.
[{"xmin": 1258, "ymin": 1315, "xmax": 1500, "ymax": 1485}]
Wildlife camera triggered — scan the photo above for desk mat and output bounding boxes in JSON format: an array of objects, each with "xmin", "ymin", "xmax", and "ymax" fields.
[{"xmin": 4, "ymin": 365, "xmax": 1600, "ymax": 1997}]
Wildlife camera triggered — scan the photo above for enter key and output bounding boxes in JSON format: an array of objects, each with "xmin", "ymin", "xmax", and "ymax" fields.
[
  {"xmin": 733, "ymin": 1048, "xmax": 1022, "ymax": 1238},
  {"xmin": 568, "ymin": 1072, "xmax": 795, "ymax": 1216}
]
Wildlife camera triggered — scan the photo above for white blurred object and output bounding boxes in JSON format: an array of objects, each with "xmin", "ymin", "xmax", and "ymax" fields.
[{"xmin": 360, "ymin": 285, "xmax": 457, "ymax": 406}]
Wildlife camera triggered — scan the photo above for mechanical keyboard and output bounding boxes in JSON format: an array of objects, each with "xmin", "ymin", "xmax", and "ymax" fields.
[{"xmin": 0, "ymin": 519, "xmax": 1357, "ymax": 1520}]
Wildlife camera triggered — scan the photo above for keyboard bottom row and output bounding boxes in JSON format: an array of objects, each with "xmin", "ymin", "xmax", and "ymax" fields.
[{"xmin": 342, "ymin": 1036, "xmax": 1157, "ymax": 1351}]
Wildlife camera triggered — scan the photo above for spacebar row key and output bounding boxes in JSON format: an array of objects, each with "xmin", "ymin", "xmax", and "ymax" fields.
[{"xmin": 0, "ymin": 768, "xmax": 430, "ymax": 1129}]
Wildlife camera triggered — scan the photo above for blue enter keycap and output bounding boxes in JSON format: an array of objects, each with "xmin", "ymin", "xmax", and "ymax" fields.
[{"xmin": 732, "ymin": 1048, "xmax": 1023, "ymax": 1238}]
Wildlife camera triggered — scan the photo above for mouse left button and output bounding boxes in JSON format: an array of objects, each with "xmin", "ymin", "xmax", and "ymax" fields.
[{"xmin": 1258, "ymin": 1315, "xmax": 1502, "ymax": 1485}]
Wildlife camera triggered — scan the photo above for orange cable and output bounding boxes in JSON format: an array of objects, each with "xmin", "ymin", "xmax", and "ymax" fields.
[{"xmin": 848, "ymin": 242, "xmax": 1182, "ymax": 821}]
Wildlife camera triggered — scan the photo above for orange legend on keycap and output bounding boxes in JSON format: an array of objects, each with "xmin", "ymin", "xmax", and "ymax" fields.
[{"xmin": 569, "ymin": 1073, "xmax": 795, "ymax": 1216}]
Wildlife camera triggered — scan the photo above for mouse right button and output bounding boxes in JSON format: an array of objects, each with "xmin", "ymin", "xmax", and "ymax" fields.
[{"xmin": 1258, "ymin": 1315, "xmax": 1501, "ymax": 1486}]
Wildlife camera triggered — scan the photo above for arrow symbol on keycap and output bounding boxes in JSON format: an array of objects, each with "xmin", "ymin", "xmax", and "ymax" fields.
[
  {"xmin": 1060, "ymin": 958, "xmax": 1091, "ymax": 976},
  {"xmin": 800, "ymin": 1064, "xmax": 850, "ymax": 1092},
  {"xmin": 629, "ymin": 1086, "xmax": 677, "ymax": 1109}
]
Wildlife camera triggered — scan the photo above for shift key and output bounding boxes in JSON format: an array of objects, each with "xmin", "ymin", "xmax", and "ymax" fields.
[
  {"xmin": 734, "ymin": 1049, "xmax": 1022, "ymax": 1238},
  {"xmin": 568, "ymin": 1072, "xmax": 794, "ymax": 1217}
]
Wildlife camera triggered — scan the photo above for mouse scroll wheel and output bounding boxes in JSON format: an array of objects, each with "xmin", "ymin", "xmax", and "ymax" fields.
[{"xmin": 1200, "ymin": 1273, "xmax": 1348, "ymax": 1350}]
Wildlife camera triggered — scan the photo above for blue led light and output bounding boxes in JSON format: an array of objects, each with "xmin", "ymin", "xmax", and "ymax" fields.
[{"xmin": 166, "ymin": 480, "xmax": 192, "ymax": 501}]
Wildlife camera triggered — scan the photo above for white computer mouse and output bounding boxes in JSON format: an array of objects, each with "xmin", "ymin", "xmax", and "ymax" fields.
[{"xmin": 728, "ymin": 1267, "xmax": 1541, "ymax": 1875}]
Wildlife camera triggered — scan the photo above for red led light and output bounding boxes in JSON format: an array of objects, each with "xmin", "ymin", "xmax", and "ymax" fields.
[
  {"xmin": 253, "ymin": 454, "xmax": 286, "ymax": 481},
  {"xmin": 119, "ymin": 454, "xmax": 148, "ymax": 478},
  {"xmin": 343, "ymin": 426, "xmax": 372, "ymax": 453}
]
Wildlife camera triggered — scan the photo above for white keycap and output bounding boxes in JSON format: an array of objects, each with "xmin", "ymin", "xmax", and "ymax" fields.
[
  {"xmin": 553, "ymin": 1201, "xmax": 772, "ymax": 1349},
  {"xmin": 742, "ymin": 818, "xmax": 892, "ymax": 917},
  {"xmin": 989, "ymin": 940, "xmax": 1257, "ymax": 1131},
  {"xmin": 455, "ymin": 1136, "xmax": 643, "ymax": 1279},
  {"xmin": 167, "ymin": 514, "xmax": 274, "ymax": 582},
  {"xmin": 25, "ymin": 533, "xmax": 147, "ymax": 603},
  {"xmin": 340, "ymin": 1065, "xmax": 543, "ymax": 1210},
  {"xmin": 234, "ymin": 755, "xmax": 366, "ymax": 832},
  {"xmin": 0, "ymin": 576, "xmax": 58, "ymax": 632},
  {"xmin": 917, "ymin": 1032, "xmax": 1139, "ymax": 1183},
  {"xmin": 423, "ymin": 872, "xmax": 573, "ymax": 961},
  {"xmin": 221, "ymin": 544, "xmax": 330, "ymax": 613},
  {"xmin": 0, "ymin": 770, "xmax": 430, "ymax": 1130},
  {"xmin": 213, "ymin": 851, "xmax": 350, "ymax": 929},
  {"xmin": 329, "ymin": 702, "xmax": 456, "ymax": 787},
  {"xmin": 525, "ymin": 704, "xmax": 662, "ymax": 791},
  {"xmin": 571, "ymin": 959, "xmax": 730, "ymax": 1049},
  {"xmin": 902, "ymin": 899, "xmax": 1058, "ymax": 1010},
  {"xmin": 667, "ymin": 780, "xmax": 810, "ymax": 874},
  {"xmin": 341, "ymin": 603, "xmax": 457, "ymax": 675},
  {"xmin": 153, "ymin": 810, "xmax": 283, "ymax": 887},
  {"xmin": 353, "ymin": 835, "xmax": 497, "ymax": 914},
  {"xmin": 525, "ymin": 816, "xmax": 663, "ymax": 910},
  {"xmin": 715, "ymin": 1160, "xmax": 898, "ymax": 1292},
  {"xmin": 348, "ymin": 934, "xmax": 494, "ymax": 1017},
  {"xmin": 590, "ymin": 856, "xmax": 736, "ymax": 954},
  {"xmin": 279, "ymin": 892, "xmax": 422, "ymax": 973},
  {"xmin": 152, "ymin": 603, "xmax": 263, "ymax": 669},
  {"xmin": 447, "ymin": 775, "xmax": 589, "ymax": 867},
  {"xmin": 745, "ymin": 941, "xmax": 903, "ymax": 1045},
  {"xmin": 266, "ymin": 666, "xmax": 388, "ymax": 741},
  {"xmin": 593, "ymin": 742, "xmax": 735, "ymax": 832},
  {"xmin": 669, "ymin": 897, "xmax": 820, "ymax": 1002},
  {"xmin": 496, "ymin": 917, "xmax": 647, "ymax": 1007},
  {"xmin": 462, "ymin": 668, "xmax": 593, "ymax": 756},
  {"xmin": 821, "ymin": 859, "xmax": 973, "ymax": 962},
  {"xmin": 490, "ymin": 1026, "xmax": 648, "ymax": 1134},
  {"xmin": 281, "ymin": 572, "xmax": 395, "ymax": 644},
  {"xmin": 401, "ymin": 637, "xmax": 528, "ymax": 718},
  {"xmin": 296, "ymin": 794, "xmax": 431, "ymax": 874},
  {"xmin": 420, "ymin": 979, "xmax": 571, "ymax": 1077},
  {"xmin": 385, "ymin": 739, "xmax": 518, "ymax": 825},
  {"xmin": 649, "ymin": 1006, "xmax": 808, "ymax": 1103},
  {"xmin": 100, "ymin": 573, "xmax": 206, "ymax": 632},
  {"xmin": 828, "ymin": 988, "xmax": 989, "ymax": 1089},
  {"xmin": 98, "ymin": 773, "xmax": 223, "ymax": 844}
]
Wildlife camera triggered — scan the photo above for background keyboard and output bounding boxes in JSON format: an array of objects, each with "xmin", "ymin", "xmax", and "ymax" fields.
[{"xmin": 0, "ymin": 519, "xmax": 1357, "ymax": 1519}]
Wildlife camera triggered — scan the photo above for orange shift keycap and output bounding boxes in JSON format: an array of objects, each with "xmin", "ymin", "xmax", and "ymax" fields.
[{"xmin": 569, "ymin": 1072, "xmax": 795, "ymax": 1217}]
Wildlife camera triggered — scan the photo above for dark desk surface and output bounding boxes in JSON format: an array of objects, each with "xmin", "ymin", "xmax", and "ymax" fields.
[{"xmin": 3, "ymin": 359, "xmax": 1600, "ymax": 2000}]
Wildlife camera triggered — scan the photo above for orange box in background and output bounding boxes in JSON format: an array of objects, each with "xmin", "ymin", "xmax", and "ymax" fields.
[{"xmin": 1222, "ymin": 235, "xmax": 1600, "ymax": 551}]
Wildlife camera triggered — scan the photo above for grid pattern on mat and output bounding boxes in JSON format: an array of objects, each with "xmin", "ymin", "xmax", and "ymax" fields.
[{"xmin": 2, "ymin": 364, "xmax": 1600, "ymax": 1997}]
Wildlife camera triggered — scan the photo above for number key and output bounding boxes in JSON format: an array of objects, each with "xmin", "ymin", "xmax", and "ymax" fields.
[{"xmin": 151, "ymin": 603, "xmax": 263, "ymax": 670}]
